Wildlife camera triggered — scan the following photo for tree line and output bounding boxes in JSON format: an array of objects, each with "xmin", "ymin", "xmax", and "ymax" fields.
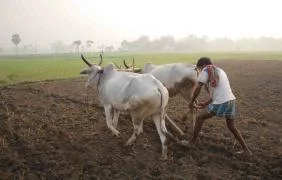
[
  {"xmin": 120, "ymin": 35, "xmax": 282, "ymax": 52},
  {"xmin": 7, "ymin": 34, "xmax": 282, "ymax": 55}
]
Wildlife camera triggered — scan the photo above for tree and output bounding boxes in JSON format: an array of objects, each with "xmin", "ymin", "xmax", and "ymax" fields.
[
  {"xmin": 73, "ymin": 40, "xmax": 81, "ymax": 53},
  {"xmin": 11, "ymin": 34, "xmax": 21, "ymax": 54},
  {"xmin": 97, "ymin": 44, "xmax": 105, "ymax": 52},
  {"xmin": 134, "ymin": 36, "xmax": 151, "ymax": 51},
  {"xmin": 120, "ymin": 40, "xmax": 129, "ymax": 51},
  {"xmin": 86, "ymin": 40, "xmax": 94, "ymax": 52},
  {"xmin": 151, "ymin": 36, "xmax": 175, "ymax": 51},
  {"xmin": 105, "ymin": 46, "xmax": 114, "ymax": 52},
  {"xmin": 50, "ymin": 41, "xmax": 65, "ymax": 54}
]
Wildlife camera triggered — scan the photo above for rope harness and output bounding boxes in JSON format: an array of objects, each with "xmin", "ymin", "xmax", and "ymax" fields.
[{"xmin": 206, "ymin": 65, "xmax": 219, "ymax": 87}]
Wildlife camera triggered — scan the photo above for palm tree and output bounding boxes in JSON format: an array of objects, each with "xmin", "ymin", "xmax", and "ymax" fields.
[
  {"xmin": 86, "ymin": 40, "xmax": 94, "ymax": 52},
  {"xmin": 73, "ymin": 40, "xmax": 81, "ymax": 54},
  {"xmin": 11, "ymin": 34, "xmax": 21, "ymax": 55}
]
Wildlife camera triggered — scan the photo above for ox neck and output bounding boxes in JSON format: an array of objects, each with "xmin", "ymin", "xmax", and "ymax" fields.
[
  {"xmin": 96, "ymin": 71, "xmax": 104, "ymax": 92},
  {"xmin": 96, "ymin": 68, "xmax": 117, "ymax": 93}
]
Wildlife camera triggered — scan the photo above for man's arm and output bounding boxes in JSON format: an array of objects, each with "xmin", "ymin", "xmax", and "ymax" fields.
[{"xmin": 189, "ymin": 82, "xmax": 204, "ymax": 109}]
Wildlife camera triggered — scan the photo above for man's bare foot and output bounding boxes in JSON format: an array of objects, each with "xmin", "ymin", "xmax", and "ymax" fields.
[{"xmin": 235, "ymin": 150, "xmax": 252, "ymax": 156}]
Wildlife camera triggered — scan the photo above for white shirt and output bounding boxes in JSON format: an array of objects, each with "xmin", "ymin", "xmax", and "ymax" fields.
[{"xmin": 198, "ymin": 66, "xmax": 236, "ymax": 104}]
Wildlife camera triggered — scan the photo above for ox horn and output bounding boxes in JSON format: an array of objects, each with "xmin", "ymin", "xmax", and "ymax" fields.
[
  {"xmin": 99, "ymin": 53, "xmax": 103, "ymax": 66},
  {"xmin": 132, "ymin": 58, "xmax": 135, "ymax": 71},
  {"xmin": 81, "ymin": 54, "xmax": 92, "ymax": 67},
  {"xmin": 113, "ymin": 62, "xmax": 120, "ymax": 69},
  {"xmin": 123, "ymin": 59, "xmax": 129, "ymax": 69}
]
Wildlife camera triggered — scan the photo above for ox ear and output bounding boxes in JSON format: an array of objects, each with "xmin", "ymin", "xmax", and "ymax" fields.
[{"xmin": 80, "ymin": 68, "xmax": 91, "ymax": 74}]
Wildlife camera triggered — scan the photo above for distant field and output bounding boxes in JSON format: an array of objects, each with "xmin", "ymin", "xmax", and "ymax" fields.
[{"xmin": 0, "ymin": 52, "xmax": 282, "ymax": 85}]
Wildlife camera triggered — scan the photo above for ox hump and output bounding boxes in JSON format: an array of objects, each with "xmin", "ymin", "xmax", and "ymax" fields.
[{"xmin": 103, "ymin": 63, "xmax": 115, "ymax": 75}]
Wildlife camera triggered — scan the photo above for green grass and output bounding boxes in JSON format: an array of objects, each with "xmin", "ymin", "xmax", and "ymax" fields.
[{"xmin": 0, "ymin": 52, "xmax": 282, "ymax": 85}]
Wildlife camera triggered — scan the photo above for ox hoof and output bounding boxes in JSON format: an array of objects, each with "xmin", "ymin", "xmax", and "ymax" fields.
[
  {"xmin": 235, "ymin": 150, "xmax": 253, "ymax": 156},
  {"xmin": 137, "ymin": 129, "xmax": 143, "ymax": 135},
  {"xmin": 161, "ymin": 148, "xmax": 168, "ymax": 161},
  {"xmin": 178, "ymin": 140, "xmax": 189, "ymax": 147},
  {"xmin": 125, "ymin": 141, "xmax": 133, "ymax": 146},
  {"xmin": 125, "ymin": 137, "xmax": 136, "ymax": 146},
  {"xmin": 161, "ymin": 154, "xmax": 168, "ymax": 161},
  {"xmin": 112, "ymin": 131, "xmax": 120, "ymax": 138}
]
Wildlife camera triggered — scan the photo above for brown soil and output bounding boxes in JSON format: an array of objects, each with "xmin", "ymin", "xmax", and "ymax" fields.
[{"xmin": 0, "ymin": 60, "xmax": 281, "ymax": 179}]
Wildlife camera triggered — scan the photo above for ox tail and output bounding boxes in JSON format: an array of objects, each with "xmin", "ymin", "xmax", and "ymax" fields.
[
  {"xmin": 156, "ymin": 81, "xmax": 168, "ymax": 120},
  {"xmin": 156, "ymin": 82, "xmax": 178, "ymax": 142}
]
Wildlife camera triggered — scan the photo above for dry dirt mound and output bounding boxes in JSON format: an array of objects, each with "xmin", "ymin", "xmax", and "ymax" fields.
[{"xmin": 0, "ymin": 60, "xmax": 281, "ymax": 179}]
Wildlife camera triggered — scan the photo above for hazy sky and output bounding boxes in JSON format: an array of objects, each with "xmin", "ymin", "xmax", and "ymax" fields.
[{"xmin": 1, "ymin": 0, "xmax": 281, "ymax": 49}]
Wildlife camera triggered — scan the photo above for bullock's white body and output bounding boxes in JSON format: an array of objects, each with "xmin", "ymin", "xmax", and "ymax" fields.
[
  {"xmin": 80, "ymin": 60, "xmax": 171, "ymax": 159},
  {"xmin": 100, "ymin": 70, "xmax": 165, "ymax": 112},
  {"xmin": 142, "ymin": 63, "xmax": 197, "ymax": 90},
  {"xmin": 141, "ymin": 62, "xmax": 198, "ymax": 130}
]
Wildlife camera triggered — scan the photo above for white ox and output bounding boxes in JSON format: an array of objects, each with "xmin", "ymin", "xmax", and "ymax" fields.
[
  {"xmin": 80, "ymin": 54, "xmax": 174, "ymax": 159},
  {"xmin": 124, "ymin": 60, "xmax": 199, "ymax": 131}
]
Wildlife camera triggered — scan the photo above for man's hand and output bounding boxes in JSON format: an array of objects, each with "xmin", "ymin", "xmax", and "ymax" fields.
[
  {"xmin": 197, "ymin": 98, "xmax": 212, "ymax": 109},
  {"xmin": 196, "ymin": 102, "xmax": 205, "ymax": 109},
  {"xmin": 189, "ymin": 82, "xmax": 204, "ymax": 110},
  {"xmin": 196, "ymin": 102, "xmax": 208, "ymax": 109},
  {"xmin": 189, "ymin": 101, "xmax": 197, "ymax": 110}
]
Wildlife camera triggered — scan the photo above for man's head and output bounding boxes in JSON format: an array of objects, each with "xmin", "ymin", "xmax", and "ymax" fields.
[{"xmin": 196, "ymin": 57, "xmax": 213, "ymax": 71}]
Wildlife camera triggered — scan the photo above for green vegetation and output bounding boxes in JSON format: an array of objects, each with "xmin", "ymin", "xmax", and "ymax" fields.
[{"xmin": 0, "ymin": 52, "xmax": 282, "ymax": 85}]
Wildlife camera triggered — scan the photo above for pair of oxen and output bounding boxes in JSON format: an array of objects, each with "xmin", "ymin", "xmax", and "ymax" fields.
[{"xmin": 80, "ymin": 54, "xmax": 197, "ymax": 160}]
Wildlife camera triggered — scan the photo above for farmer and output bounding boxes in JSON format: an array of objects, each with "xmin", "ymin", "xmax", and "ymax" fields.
[{"xmin": 189, "ymin": 57, "xmax": 252, "ymax": 155}]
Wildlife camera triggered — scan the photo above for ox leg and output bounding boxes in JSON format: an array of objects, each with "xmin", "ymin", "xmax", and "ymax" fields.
[
  {"xmin": 160, "ymin": 115, "xmax": 179, "ymax": 143},
  {"xmin": 138, "ymin": 119, "xmax": 144, "ymax": 135},
  {"xmin": 126, "ymin": 116, "xmax": 143, "ymax": 146},
  {"xmin": 112, "ymin": 109, "xmax": 120, "ymax": 129},
  {"xmin": 104, "ymin": 106, "xmax": 120, "ymax": 137},
  {"xmin": 152, "ymin": 114, "xmax": 168, "ymax": 160}
]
